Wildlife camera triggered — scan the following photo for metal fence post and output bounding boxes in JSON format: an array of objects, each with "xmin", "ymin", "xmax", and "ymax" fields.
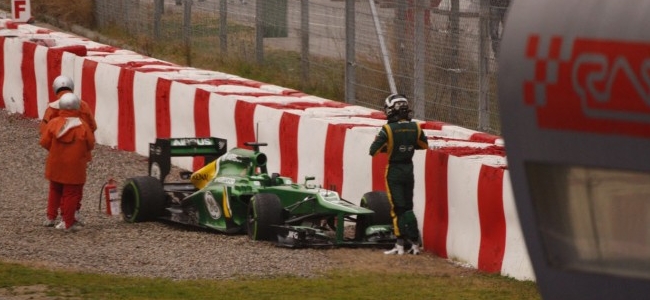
[
  {"xmin": 478, "ymin": 0, "xmax": 490, "ymax": 131},
  {"xmin": 345, "ymin": 0, "xmax": 356, "ymax": 104},
  {"xmin": 413, "ymin": 0, "xmax": 426, "ymax": 120},
  {"xmin": 255, "ymin": 0, "xmax": 264, "ymax": 64},
  {"xmin": 395, "ymin": 0, "xmax": 408, "ymax": 94},
  {"xmin": 183, "ymin": 0, "xmax": 192, "ymax": 66},
  {"xmin": 301, "ymin": 0, "xmax": 310, "ymax": 85},
  {"xmin": 219, "ymin": 0, "xmax": 227, "ymax": 54},
  {"xmin": 134, "ymin": 0, "xmax": 141, "ymax": 35},
  {"xmin": 370, "ymin": 0, "xmax": 396, "ymax": 94},
  {"xmin": 121, "ymin": 0, "xmax": 128, "ymax": 34},
  {"xmin": 154, "ymin": 0, "xmax": 163, "ymax": 39},
  {"xmin": 449, "ymin": 0, "xmax": 460, "ymax": 123}
]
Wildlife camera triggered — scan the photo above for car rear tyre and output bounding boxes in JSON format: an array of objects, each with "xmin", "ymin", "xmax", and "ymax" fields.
[
  {"xmin": 121, "ymin": 176, "xmax": 166, "ymax": 223},
  {"xmin": 247, "ymin": 193, "xmax": 283, "ymax": 241},
  {"xmin": 355, "ymin": 191, "xmax": 392, "ymax": 240}
]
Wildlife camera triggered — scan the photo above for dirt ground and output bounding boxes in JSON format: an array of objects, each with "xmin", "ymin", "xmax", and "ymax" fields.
[
  {"xmin": 0, "ymin": 285, "xmax": 81, "ymax": 300},
  {"xmin": 327, "ymin": 248, "xmax": 478, "ymax": 276}
]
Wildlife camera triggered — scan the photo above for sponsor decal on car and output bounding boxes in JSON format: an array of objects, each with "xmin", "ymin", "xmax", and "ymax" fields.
[
  {"xmin": 171, "ymin": 138, "xmax": 215, "ymax": 146},
  {"xmin": 220, "ymin": 153, "xmax": 243, "ymax": 163},
  {"xmin": 150, "ymin": 162, "xmax": 161, "ymax": 180},
  {"xmin": 204, "ymin": 191, "xmax": 222, "ymax": 220},
  {"xmin": 215, "ymin": 177, "xmax": 236, "ymax": 185}
]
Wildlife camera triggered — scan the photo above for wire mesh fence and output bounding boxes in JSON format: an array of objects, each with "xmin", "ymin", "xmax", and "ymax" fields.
[{"xmin": 9, "ymin": 0, "xmax": 507, "ymax": 134}]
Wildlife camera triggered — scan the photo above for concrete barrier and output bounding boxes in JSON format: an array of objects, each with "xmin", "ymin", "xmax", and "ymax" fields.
[{"xmin": 0, "ymin": 19, "xmax": 534, "ymax": 281}]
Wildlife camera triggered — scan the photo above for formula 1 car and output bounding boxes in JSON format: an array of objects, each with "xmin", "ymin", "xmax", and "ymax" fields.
[{"xmin": 120, "ymin": 137, "xmax": 395, "ymax": 248}]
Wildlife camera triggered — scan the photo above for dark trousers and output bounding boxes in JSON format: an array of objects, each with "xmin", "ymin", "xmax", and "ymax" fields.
[{"xmin": 385, "ymin": 163, "xmax": 420, "ymax": 242}]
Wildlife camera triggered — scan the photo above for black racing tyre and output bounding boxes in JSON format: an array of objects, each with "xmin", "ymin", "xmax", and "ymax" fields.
[
  {"xmin": 355, "ymin": 191, "xmax": 392, "ymax": 240},
  {"xmin": 121, "ymin": 176, "xmax": 166, "ymax": 223},
  {"xmin": 247, "ymin": 193, "xmax": 283, "ymax": 241}
]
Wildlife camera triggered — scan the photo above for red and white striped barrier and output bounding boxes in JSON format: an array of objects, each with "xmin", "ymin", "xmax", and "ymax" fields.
[{"xmin": 0, "ymin": 20, "xmax": 534, "ymax": 281}]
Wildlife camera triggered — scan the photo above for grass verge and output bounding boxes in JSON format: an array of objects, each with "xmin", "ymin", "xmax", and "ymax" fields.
[{"xmin": 0, "ymin": 261, "xmax": 540, "ymax": 300}]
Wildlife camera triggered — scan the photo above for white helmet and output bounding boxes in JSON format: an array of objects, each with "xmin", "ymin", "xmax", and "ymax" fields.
[
  {"xmin": 58, "ymin": 93, "xmax": 80, "ymax": 110},
  {"xmin": 384, "ymin": 93, "xmax": 410, "ymax": 121},
  {"xmin": 52, "ymin": 75, "xmax": 74, "ymax": 94}
]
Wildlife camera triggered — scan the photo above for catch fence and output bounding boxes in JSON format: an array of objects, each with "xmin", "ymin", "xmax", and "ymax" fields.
[{"xmin": 27, "ymin": 0, "xmax": 509, "ymax": 134}]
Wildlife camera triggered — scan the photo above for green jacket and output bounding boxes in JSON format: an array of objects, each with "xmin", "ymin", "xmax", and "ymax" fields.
[{"xmin": 369, "ymin": 120, "xmax": 428, "ymax": 162}]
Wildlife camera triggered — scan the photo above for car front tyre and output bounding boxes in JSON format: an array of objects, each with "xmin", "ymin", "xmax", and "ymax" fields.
[
  {"xmin": 247, "ymin": 193, "xmax": 283, "ymax": 241},
  {"xmin": 355, "ymin": 191, "xmax": 392, "ymax": 240}
]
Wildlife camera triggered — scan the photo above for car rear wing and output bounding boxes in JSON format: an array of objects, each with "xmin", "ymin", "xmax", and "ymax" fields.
[{"xmin": 148, "ymin": 137, "xmax": 228, "ymax": 182}]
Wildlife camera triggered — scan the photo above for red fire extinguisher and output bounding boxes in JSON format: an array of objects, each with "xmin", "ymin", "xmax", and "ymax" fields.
[{"xmin": 101, "ymin": 178, "xmax": 120, "ymax": 216}]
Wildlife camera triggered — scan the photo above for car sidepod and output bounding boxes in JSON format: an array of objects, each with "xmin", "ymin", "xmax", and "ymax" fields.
[{"xmin": 189, "ymin": 186, "xmax": 247, "ymax": 234}]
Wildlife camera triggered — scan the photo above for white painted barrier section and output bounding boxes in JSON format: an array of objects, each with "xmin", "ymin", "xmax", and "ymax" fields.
[
  {"xmin": 2, "ymin": 37, "xmax": 23, "ymax": 113},
  {"xmin": 92, "ymin": 63, "xmax": 121, "ymax": 147},
  {"xmin": 0, "ymin": 20, "xmax": 534, "ymax": 281}
]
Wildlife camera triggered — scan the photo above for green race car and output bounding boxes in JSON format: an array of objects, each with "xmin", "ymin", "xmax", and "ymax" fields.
[{"xmin": 120, "ymin": 137, "xmax": 395, "ymax": 248}]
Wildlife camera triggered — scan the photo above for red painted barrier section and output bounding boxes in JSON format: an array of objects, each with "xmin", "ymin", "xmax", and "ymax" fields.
[
  {"xmin": 423, "ymin": 150, "xmax": 449, "ymax": 258},
  {"xmin": 371, "ymin": 153, "xmax": 388, "ymax": 192},
  {"xmin": 0, "ymin": 37, "xmax": 5, "ymax": 109},
  {"xmin": 324, "ymin": 124, "xmax": 348, "ymax": 194},
  {"xmin": 477, "ymin": 165, "xmax": 506, "ymax": 272},
  {"xmin": 234, "ymin": 100, "xmax": 257, "ymax": 149},
  {"xmin": 20, "ymin": 42, "xmax": 37, "ymax": 118},
  {"xmin": 193, "ymin": 88, "xmax": 211, "ymax": 138},
  {"xmin": 469, "ymin": 132, "xmax": 501, "ymax": 143},
  {"xmin": 420, "ymin": 120, "xmax": 445, "ymax": 130},
  {"xmin": 45, "ymin": 48, "xmax": 63, "ymax": 103},
  {"xmin": 279, "ymin": 112, "xmax": 300, "ymax": 182},
  {"xmin": 192, "ymin": 88, "xmax": 212, "ymax": 170},
  {"xmin": 80, "ymin": 59, "xmax": 98, "ymax": 114},
  {"xmin": 117, "ymin": 68, "xmax": 136, "ymax": 151},
  {"xmin": 154, "ymin": 78, "xmax": 172, "ymax": 139},
  {"xmin": 53, "ymin": 45, "xmax": 87, "ymax": 57}
]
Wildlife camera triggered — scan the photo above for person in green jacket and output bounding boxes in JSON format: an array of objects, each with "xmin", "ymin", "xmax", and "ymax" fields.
[{"xmin": 369, "ymin": 93, "xmax": 429, "ymax": 255}]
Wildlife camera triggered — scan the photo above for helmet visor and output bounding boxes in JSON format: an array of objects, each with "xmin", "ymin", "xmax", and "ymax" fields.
[{"xmin": 393, "ymin": 100, "xmax": 408, "ymax": 110}]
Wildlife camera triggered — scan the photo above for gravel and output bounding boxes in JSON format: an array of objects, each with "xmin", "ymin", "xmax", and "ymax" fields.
[
  {"xmin": 0, "ymin": 109, "xmax": 339, "ymax": 280},
  {"xmin": 0, "ymin": 109, "xmax": 469, "ymax": 283}
]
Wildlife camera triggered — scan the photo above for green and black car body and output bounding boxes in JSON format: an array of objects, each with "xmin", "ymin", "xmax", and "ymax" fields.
[{"xmin": 120, "ymin": 137, "xmax": 395, "ymax": 248}]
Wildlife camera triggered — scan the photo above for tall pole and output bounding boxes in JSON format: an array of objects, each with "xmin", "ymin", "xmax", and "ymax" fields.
[
  {"xmin": 154, "ymin": 0, "xmax": 163, "ymax": 39},
  {"xmin": 183, "ymin": 0, "xmax": 193, "ymax": 66},
  {"xmin": 412, "ymin": 0, "xmax": 427, "ymax": 119},
  {"xmin": 301, "ymin": 0, "xmax": 310, "ymax": 85},
  {"xmin": 345, "ymin": 0, "xmax": 356, "ymax": 104},
  {"xmin": 219, "ymin": 0, "xmax": 228, "ymax": 54},
  {"xmin": 478, "ymin": 0, "xmax": 490, "ymax": 131},
  {"xmin": 449, "ymin": 0, "xmax": 460, "ymax": 123},
  {"xmin": 255, "ymin": 0, "xmax": 264, "ymax": 64},
  {"xmin": 369, "ymin": 0, "xmax": 396, "ymax": 94}
]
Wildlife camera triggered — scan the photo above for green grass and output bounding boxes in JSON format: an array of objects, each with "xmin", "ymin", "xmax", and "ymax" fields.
[{"xmin": 0, "ymin": 261, "xmax": 540, "ymax": 300}]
